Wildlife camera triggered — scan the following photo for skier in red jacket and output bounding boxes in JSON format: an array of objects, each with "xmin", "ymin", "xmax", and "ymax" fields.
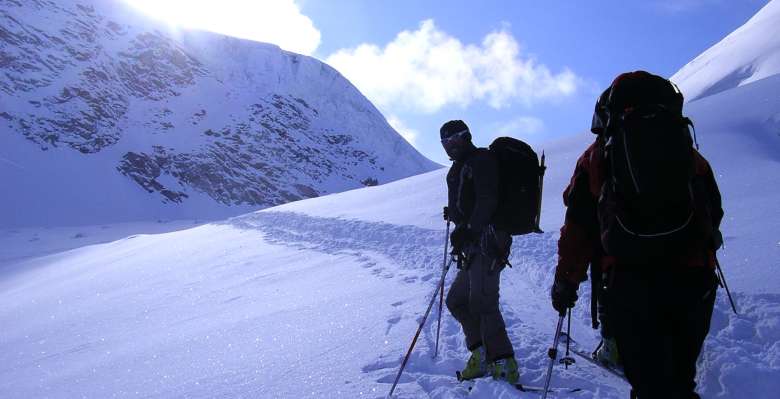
[{"xmin": 550, "ymin": 71, "xmax": 724, "ymax": 399}]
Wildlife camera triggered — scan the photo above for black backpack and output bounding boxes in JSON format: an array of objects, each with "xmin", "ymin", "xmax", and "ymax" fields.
[
  {"xmin": 489, "ymin": 137, "xmax": 545, "ymax": 235},
  {"xmin": 596, "ymin": 71, "xmax": 712, "ymax": 259}
]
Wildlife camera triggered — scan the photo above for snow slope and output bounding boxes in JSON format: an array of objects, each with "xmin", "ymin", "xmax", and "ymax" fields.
[
  {"xmin": 2, "ymin": 2, "xmax": 780, "ymax": 398},
  {"xmin": 0, "ymin": 220, "xmax": 206, "ymax": 266},
  {"xmin": 262, "ymin": 72, "xmax": 780, "ymax": 296},
  {"xmin": 1, "ymin": 74, "xmax": 779, "ymax": 398},
  {"xmin": 683, "ymin": 75, "xmax": 780, "ymax": 295},
  {"xmin": 0, "ymin": 0, "xmax": 437, "ymax": 228},
  {"xmin": 0, "ymin": 189, "xmax": 633, "ymax": 398},
  {"xmin": 671, "ymin": 0, "xmax": 780, "ymax": 101}
]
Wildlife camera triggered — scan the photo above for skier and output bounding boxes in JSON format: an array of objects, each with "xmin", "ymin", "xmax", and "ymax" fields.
[
  {"xmin": 440, "ymin": 120, "xmax": 519, "ymax": 385},
  {"xmin": 550, "ymin": 71, "xmax": 724, "ymax": 399}
]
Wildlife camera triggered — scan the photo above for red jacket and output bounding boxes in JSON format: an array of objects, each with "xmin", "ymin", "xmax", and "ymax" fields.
[{"xmin": 555, "ymin": 137, "xmax": 724, "ymax": 286}]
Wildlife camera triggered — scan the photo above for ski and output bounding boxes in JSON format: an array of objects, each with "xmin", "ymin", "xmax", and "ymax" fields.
[
  {"xmin": 514, "ymin": 384, "xmax": 582, "ymax": 394},
  {"xmin": 559, "ymin": 332, "xmax": 627, "ymax": 381},
  {"xmin": 456, "ymin": 371, "xmax": 582, "ymax": 394}
]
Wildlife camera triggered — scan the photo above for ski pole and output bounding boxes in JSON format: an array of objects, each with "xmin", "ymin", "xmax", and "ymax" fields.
[
  {"xmin": 715, "ymin": 257, "xmax": 738, "ymax": 314},
  {"xmin": 434, "ymin": 220, "xmax": 451, "ymax": 358},
  {"xmin": 542, "ymin": 314, "xmax": 565, "ymax": 399},
  {"xmin": 387, "ymin": 251, "xmax": 454, "ymax": 396},
  {"xmin": 559, "ymin": 309, "xmax": 575, "ymax": 369},
  {"xmin": 387, "ymin": 258, "xmax": 452, "ymax": 397}
]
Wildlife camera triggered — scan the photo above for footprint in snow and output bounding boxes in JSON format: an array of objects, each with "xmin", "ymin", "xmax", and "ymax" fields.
[
  {"xmin": 386, "ymin": 315, "xmax": 402, "ymax": 335},
  {"xmin": 362, "ymin": 358, "xmax": 398, "ymax": 373}
]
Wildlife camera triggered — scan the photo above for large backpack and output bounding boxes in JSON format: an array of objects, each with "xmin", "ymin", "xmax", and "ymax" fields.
[
  {"xmin": 596, "ymin": 71, "xmax": 713, "ymax": 260},
  {"xmin": 489, "ymin": 137, "xmax": 545, "ymax": 235}
]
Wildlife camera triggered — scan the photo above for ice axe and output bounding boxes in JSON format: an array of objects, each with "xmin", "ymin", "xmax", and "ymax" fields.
[{"xmin": 534, "ymin": 150, "xmax": 546, "ymax": 233}]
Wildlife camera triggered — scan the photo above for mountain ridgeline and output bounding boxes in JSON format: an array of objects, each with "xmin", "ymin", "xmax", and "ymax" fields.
[{"xmin": 0, "ymin": 0, "xmax": 437, "ymax": 226}]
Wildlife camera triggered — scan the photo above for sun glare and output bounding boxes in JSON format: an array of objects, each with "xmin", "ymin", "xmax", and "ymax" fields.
[{"xmin": 122, "ymin": 0, "xmax": 321, "ymax": 55}]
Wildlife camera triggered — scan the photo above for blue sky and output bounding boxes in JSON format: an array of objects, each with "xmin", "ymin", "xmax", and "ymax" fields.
[{"xmin": 125, "ymin": 0, "xmax": 768, "ymax": 164}]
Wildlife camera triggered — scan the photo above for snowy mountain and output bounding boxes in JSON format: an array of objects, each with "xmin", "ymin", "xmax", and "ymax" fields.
[
  {"xmin": 671, "ymin": 0, "xmax": 780, "ymax": 101},
  {"xmin": 0, "ymin": 0, "xmax": 437, "ymax": 227},
  {"xmin": 1, "ymin": 2, "xmax": 779, "ymax": 399}
]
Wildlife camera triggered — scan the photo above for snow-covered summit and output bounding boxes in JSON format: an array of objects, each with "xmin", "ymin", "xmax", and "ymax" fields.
[
  {"xmin": 0, "ymin": 0, "xmax": 437, "ymax": 227},
  {"xmin": 671, "ymin": 0, "xmax": 780, "ymax": 101}
]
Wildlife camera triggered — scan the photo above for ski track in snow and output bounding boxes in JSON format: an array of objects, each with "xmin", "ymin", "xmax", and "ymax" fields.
[{"xmin": 227, "ymin": 211, "xmax": 780, "ymax": 398}]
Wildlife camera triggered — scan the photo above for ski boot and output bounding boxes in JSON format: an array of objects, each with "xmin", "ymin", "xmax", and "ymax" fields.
[
  {"xmin": 595, "ymin": 337, "xmax": 621, "ymax": 369},
  {"xmin": 456, "ymin": 346, "xmax": 487, "ymax": 381},
  {"xmin": 491, "ymin": 356, "xmax": 519, "ymax": 384}
]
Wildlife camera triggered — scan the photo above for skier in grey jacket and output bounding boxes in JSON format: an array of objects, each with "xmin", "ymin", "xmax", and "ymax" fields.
[{"xmin": 440, "ymin": 120, "xmax": 518, "ymax": 384}]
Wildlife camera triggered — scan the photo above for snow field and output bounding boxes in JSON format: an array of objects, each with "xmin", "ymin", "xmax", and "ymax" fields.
[
  {"xmin": 2, "ymin": 207, "xmax": 777, "ymax": 397},
  {"xmin": 0, "ymin": 222, "xmax": 429, "ymax": 397},
  {"xmin": 0, "ymin": 220, "xmax": 205, "ymax": 266}
]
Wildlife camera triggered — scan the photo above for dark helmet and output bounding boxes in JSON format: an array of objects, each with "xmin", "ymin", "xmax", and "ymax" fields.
[{"xmin": 440, "ymin": 120, "xmax": 472, "ymax": 160}]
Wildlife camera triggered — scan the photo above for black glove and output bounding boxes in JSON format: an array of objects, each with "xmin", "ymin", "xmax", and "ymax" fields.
[
  {"xmin": 712, "ymin": 229, "xmax": 724, "ymax": 250},
  {"xmin": 443, "ymin": 206, "xmax": 463, "ymax": 223},
  {"xmin": 450, "ymin": 225, "xmax": 473, "ymax": 253},
  {"xmin": 551, "ymin": 277, "xmax": 579, "ymax": 316},
  {"xmin": 479, "ymin": 225, "xmax": 511, "ymax": 261}
]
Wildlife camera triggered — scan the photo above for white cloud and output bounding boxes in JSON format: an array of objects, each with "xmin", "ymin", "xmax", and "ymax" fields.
[
  {"xmin": 124, "ymin": 0, "xmax": 321, "ymax": 55},
  {"xmin": 494, "ymin": 116, "xmax": 545, "ymax": 137},
  {"xmin": 326, "ymin": 20, "xmax": 579, "ymax": 113},
  {"xmin": 386, "ymin": 115, "xmax": 419, "ymax": 145}
]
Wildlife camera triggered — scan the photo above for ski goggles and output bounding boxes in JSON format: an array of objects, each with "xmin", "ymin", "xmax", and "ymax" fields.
[{"xmin": 440, "ymin": 129, "xmax": 469, "ymax": 146}]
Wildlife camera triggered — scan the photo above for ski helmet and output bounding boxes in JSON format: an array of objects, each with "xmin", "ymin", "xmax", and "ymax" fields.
[{"xmin": 440, "ymin": 120, "xmax": 472, "ymax": 160}]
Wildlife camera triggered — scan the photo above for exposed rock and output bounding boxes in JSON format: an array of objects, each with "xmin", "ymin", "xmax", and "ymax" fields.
[{"xmin": 1, "ymin": 0, "xmax": 438, "ymax": 224}]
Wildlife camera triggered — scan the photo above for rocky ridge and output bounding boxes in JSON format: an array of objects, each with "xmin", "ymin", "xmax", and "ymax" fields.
[{"xmin": 0, "ymin": 0, "xmax": 437, "ymax": 226}]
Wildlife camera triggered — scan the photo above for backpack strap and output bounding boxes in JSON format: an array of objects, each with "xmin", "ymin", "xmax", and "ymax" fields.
[
  {"xmin": 455, "ymin": 161, "xmax": 471, "ymax": 219},
  {"xmin": 683, "ymin": 117, "xmax": 699, "ymax": 150}
]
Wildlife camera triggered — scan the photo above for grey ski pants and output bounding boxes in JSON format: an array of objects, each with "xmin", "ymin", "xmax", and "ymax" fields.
[{"xmin": 445, "ymin": 251, "xmax": 514, "ymax": 362}]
